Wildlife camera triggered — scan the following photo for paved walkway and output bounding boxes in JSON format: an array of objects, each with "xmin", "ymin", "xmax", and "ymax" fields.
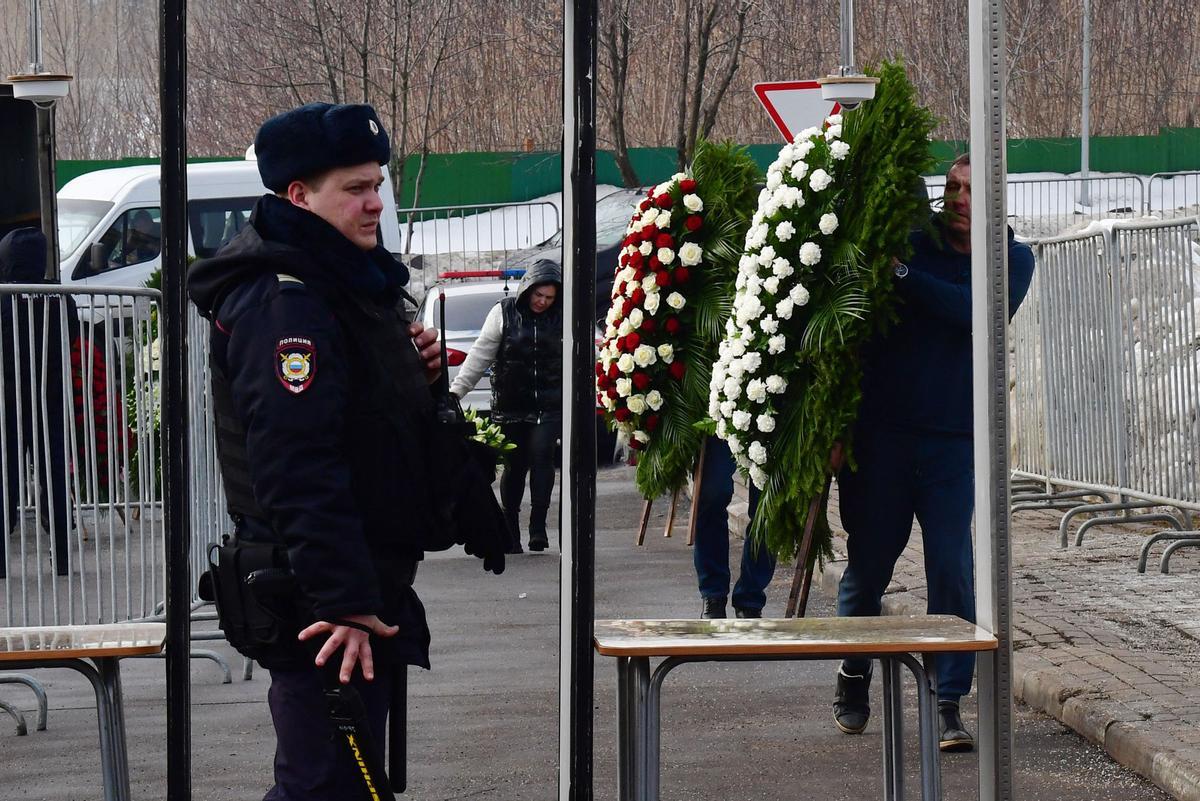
[{"xmin": 761, "ymin": 488, "xmax": 1200, "ymax": 801}]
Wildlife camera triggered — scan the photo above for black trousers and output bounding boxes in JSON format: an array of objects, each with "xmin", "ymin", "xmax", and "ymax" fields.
[
  {"xmin": 498, "ymin": 418, "xmax": 559, "ymax": 522},
  {"xmin": 2, "ymin": 400, "xmax": 72, "ymax": 576}
]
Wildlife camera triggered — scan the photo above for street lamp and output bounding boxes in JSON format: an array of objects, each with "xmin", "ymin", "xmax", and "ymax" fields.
[
  {"xmin": 5, "ymin": 0, "xmax": 73, "ymax": 108},
  {"xmin": 818, "ymin": 0, "xmax": 879, "ymax": 110}
]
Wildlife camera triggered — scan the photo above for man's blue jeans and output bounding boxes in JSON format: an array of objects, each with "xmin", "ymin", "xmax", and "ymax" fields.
[
  {"xmin": 693, "ymin": 436, "xmax": 776, "ymax": 613},
  {"xmin": 836, "ymin": 426, "xmax": 976, "ymax": 703}
]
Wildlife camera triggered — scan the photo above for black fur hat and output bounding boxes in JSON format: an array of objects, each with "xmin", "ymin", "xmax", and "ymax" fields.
[{"xmin": 255, "ymin": 102, "xmax": 390, "ymax": 192}]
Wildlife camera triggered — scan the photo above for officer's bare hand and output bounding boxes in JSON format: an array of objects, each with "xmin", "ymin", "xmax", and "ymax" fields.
[
  {"xmin": 828, "ymin": 440, "xmax": 845, "ymax": 472},
  {"xmin": 298, "ymin": 614, "xmax": 399, "ymax": 684},
  {"xmin": 408, "ymin": 322, "xmax": 442, "ymax": 383}
]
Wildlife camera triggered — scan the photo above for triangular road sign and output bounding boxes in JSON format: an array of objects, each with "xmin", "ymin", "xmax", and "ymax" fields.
[{"xmin": 754, "ymin": 80, "xmax": 841, "ymax": 143}]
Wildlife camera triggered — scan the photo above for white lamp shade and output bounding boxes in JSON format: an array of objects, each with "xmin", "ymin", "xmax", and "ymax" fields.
[
  {"xmin": 7, "ymin": 73, "xmax": 73, "ymax": 105},
  {"xmin": 818, "ymin": 75, "xmax": 879, "ymax": 106}
]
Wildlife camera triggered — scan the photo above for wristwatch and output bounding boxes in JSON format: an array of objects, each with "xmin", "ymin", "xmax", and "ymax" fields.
[{"xmin": 893, "ymin": 261, "xmax": 909, "ymax": 279}]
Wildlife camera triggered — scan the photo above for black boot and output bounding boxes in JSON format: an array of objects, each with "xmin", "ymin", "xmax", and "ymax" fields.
[
  {"xmin": 527, "ymin": 505, "xmax": 549, "ymax": 552},
  {"xmin": 833, "ymin": 664, "xmax": 872, "ymax": 734},
  {"xmin": 700, "ymin": 596, "xmax": 727, "ymax": 619},
  {"xmin": 503, "ymin": 507, "xmax": 523, "ymax": 555},
  {"xmin": 733, "ymin": 606, "xmax": 762, "ymax": 619},
  {"xmin": 938, "ymin": 700, "xmax": 975, "ymax": 752}
]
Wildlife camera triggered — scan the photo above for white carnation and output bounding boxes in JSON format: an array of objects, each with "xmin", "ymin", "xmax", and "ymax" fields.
[
  {"xmin": 784, "ymin": 186, "xmax": 804, "ymax": 209},
  {"xmin": 746, "ymin": 378, "xmax": 767, "ymax": 402},
  {"xmin": 728, "ymin": 338, "xmax": 747, "ymax": 358},
  {"xmin": 726, "ymin": 434, "xmax": 742, "ymax": 454},
  {"xmin": 795, "ymin": 140, "xmax": 815, "ymax": 158},
  {"xmin": 626, "ymin": 395, "xmax": 646, "ymax": 414},
  {"xmin": 799, "ymin": 241, "xmax": 822, "ymax": 266},
  {"xmin": 716, "ymin": 419, "xmax": 728, "ymax": 438},
  {"xmin": 776, "ymin": 220, "xmax": 796, "ymax": 242},
  {"xmin": 775, "ymin": 298, "xmax": 795, "ymax": 320},
  {"xmin": 789, "ymin": 284, "xmax": 810, "ymax": 306},
  {"xmin": 719, "ymin": 399, "xmax": 736, "ymax": 418},
  {"xmin": 767, "ymin": 334, "xmax": 786, "ymax": 355},
  {"xmin": 741, "ymin": 352, "xmax": 762, "ymax": 373},
  {"xmin": 825, "ymin": 124, "xmax": 843, "ymax": 141},
  {"xmin": 678, "ymin": 242, "xmax": 704, "ymax": 267},
  {"xmin": 617, "ymin": 353, "xmax": 635, "ymax": 373},
  {"xmin": 765, "ymin": 170, "xmax": 783, "ymax": 190},
  {"xmin": 682, "ymin": 193, "xmax": 703, "ymax": 212},
  {"xmin": 708, "ymin": 396, "xmax": 721, "ymax": 418},
  {"xmin": 732, "ymin": 410, "xmax": 752, "ymax": 431},
  {"xmin": 809, "ymin": 169, "xmax": 832, "ymax": 192},
  {"xmin": 615, "ymin": 377, "xmax": 632, "ymax": 396},
  {"xmin": 758, "ymin": 245, "xmax": 777, "ymax": 266},
  {"xmin": 760, "ymin": 315, "xmax": 779, "ymax": 335},
  {"xmin": 771, "ymin": 258, "xmax": 794, "ymax": 279},
  {"xmin": 766, "ymin": 374, "xmax": 787, "ymax": 394},
  {"xmin": 749, "ymin": 465, "xmax": 768, "ymax": 489},
  {"xmin": 789, "ymin": 160, "xmax": 809, "ymax": 182},
  {"xmin": 633, "ymin": 344, "xmax": 657, "ymax": 368},
  {"xmin": 763, "ymin": 276, "xmax": 780, "ymax": 295},
  {"xmin": 748, "ymin": 441, "xmax": 768, "ymax": 465},
  {"xmin": 830, "ymin": 140, "xmax": 850, "ymax": 160},
  {"xmin": 726, "ymin": 358, "xmax": 745, "ymax": 379},
  {"xmin": 795, "ymin": 126, "xmax": 820, "ymax": 142},
  {"xmin": 827, "ymin": 113, "xmax": 843, "ymax": 126},
  {"xmin": 756, "ymin": 413, "xmax": 776, "ymax": 433},
  {"xmin": 722, "ymin": 377, "xmax": 742, "ymax": 400},
  {"xmin": 666, "ymin": 292, "xmax": 686, "ymax": 310},
  {"xmin": 819, "ymin": 213, "xmax": 839, "ymax": 236},
  {"xmin": 657, "ymin": 247, "xmax": 676, "ymax": 265},
  {"xmin": 646, "ymin": 390, "xmax": 664, "ymax": 411},
  {"xmin": 657, "ymin": 344, "xmax": 674, "ymax": 362}
]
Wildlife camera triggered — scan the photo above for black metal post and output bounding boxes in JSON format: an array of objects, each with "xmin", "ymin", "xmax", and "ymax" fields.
[
  {"xmin": 160, "ymin": 0, "xmax": 191, "ymax": 798},
  {"xmin": 562, "ymin": 0, "xmax": 597, "ymax": 798},
  {"xmin": 34, "ymin": 107, "xmax": 60, "ymax": 281}
]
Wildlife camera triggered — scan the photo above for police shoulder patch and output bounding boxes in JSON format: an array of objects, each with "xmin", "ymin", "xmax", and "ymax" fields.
[{"xmin": 276, "ymin": 336, "xmax": 316, "ymax": 394}]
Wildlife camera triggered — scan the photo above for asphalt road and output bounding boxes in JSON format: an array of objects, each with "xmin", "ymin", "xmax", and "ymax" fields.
[{"xmin": 0, "ymin": 464, "xmax": 1172, "ymax": 800}]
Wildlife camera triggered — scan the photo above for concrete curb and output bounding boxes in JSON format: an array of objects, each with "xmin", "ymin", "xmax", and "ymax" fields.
[{"xmin": 816, "ymin": 560, "xmax": 1200, "ymax": 801}]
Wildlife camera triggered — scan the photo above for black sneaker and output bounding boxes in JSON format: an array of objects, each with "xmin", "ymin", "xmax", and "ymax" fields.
[
  {"xmin": 733, "ymin": 607, "xmax": 762, "ymax": 619},
  {"xmin": 833, "ymin": 665, "xmax": 871, "ymax": 734},
  {"xmin": 700, "ymin": 596, "xmax": 727, "ymax": 619},
  {"xmin": 938, "ymin": 701, "xmax": 975, "ymax": 752}
]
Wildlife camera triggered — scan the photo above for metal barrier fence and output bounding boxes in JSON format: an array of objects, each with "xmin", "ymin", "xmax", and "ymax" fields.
[
  {"xmin": 1006, "ymin": 175, "xmax": 1145, "ymax": 239},
  {"xmin": 397, "ymin": 200, "xmax": 561, "ymax": 300},
  {"xmin": 1, "ymin": 287, "xmax": 163, "ymax": 627},
  {"xmin": 1147, "ymin": 171, "xmax": 1200, "ymax": 222}
]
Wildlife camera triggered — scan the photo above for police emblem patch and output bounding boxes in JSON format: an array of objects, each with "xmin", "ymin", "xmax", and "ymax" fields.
[{"xmin": 276, "ymin": 337, "xmax": 316, "ymax": 394}]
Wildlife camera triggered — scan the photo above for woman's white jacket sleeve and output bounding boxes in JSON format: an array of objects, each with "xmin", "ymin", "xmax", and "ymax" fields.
[{"xmin": 449, "ymin": 303, "xmax": 504, "ymax": 399}]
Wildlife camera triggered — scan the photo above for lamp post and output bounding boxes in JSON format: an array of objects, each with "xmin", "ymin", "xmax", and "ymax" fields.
[
  {"xmin": 819, "ymin": 0, "xmax": 879, "ymax": 110},
  {"xmin": 1079, "ymin": 0, "xmax": 1091, "ymax": 204}
]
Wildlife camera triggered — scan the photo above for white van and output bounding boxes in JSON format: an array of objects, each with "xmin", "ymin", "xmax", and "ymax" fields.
[{"xmin": 56, "ymin": 157, "xmax": 404, "ymax": 290}]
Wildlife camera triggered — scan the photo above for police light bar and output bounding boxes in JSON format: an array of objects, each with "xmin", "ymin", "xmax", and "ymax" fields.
[{"xmin": 436, "ymin": 269, "xmax": 526, "ymax": 280}]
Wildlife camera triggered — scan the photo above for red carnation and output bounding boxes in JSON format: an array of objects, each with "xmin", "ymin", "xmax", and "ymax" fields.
[
  {"xmin": 641, "ymin": 318, "xmax": 656, "ymax": 332},
  {"xmin": 679, "ymin": 178, "xmax": 697, "ymax": 193},
  {"xmin": 673, "ymin": 267, "xmax": 690, "ymax": 285},
  {"xmin": 616, "ymin": 335, "xmax": 627, "ymax": 352},
  {"xmin": 607, "ymin": 363, "xmax": 619, "ymax": 379},
  {"xmin": 655, "ymin": 193, "xmax": 672, "ymax": 209},
  {"xmin": 626, "ymin": 331, "xmax": 641, "ymax": 350},
  {"xmin": 630, "ymin": 287, "xmax": 646, "ymax": 306},
  {"xmin": 632, "ymin": 372, "xmax": 651, "ymax": 391},
  {"xmin": 685, "ymin": 215, "xmax": 703, "ymax": 232},
  {"xmin": 664, "ymin": 317, "xmax": 681, "ymax": 334},
  {"xmin": 655, "ymin": 271, "xmax": 671, "ymax": 287},
  {"xmin": 656, "ymin": 233, "xmax": 674, "ymax": 249},
  {"xmin": 669, "ymin": 361, "xmax": 686, "ymax": 381},
  {"xmin": 614, "ymin": 407, "xmax": 632, "ymax": 422},
  {"xmin": 644, "ymin": 414, "xmax": 661, "ymax": 432}
]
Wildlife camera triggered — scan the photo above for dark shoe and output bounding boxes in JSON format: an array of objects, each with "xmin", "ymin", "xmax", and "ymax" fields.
[
  {"xmin": 503, "ymin": 507, "xmax": 523, "ymax": 554},
  {"xmin": 733, "ymin": 607, "xmax": 762, "ymax": 619},
  {"xmin": 938, "ymin": 701, "xmax": 975, "ymax": 752},
  {"xmin": 833, "ymin": 665, "xmax": 872, "ymax": 734},
  {"xmin": 700, "ymin": 596, "xmax": 727, "ymax": 619},
  {"xmin": 528, "ymin": 507, "xmax": 549, "ymax": 551}
]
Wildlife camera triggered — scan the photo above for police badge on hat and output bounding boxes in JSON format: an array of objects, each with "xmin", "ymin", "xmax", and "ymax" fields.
[{"xmin": 277, "ymin": 336, "xmax": 316, "ymax": 394}]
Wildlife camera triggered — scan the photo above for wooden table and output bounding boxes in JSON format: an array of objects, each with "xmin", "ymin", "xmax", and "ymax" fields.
[
  {"xmin": 0, "ymin": 623, "xmax": 166, "ymax": 801},
  {"xmin": 594, "ymin": 616, "xmax": 997, "ymax": 801}
]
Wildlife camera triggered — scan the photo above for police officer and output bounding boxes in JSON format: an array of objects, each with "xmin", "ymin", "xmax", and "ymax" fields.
[{"xmin": 188, "ymin": 102, "xmax": 452, "ymax": 800}]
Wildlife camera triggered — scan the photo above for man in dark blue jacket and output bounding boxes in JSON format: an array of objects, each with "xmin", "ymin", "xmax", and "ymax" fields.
[
  {"xmin": 188, "ymin": 103, "xmax": 457, "ymax": 800},
  {"xmin": 832, "ymin": 154, "xmax": 1035, "ymax": 752}
]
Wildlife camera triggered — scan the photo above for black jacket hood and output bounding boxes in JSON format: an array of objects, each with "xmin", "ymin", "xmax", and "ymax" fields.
[
  {"xmin": 0, "ymin": 227, "xmax": 48, "ymax": 283},
  {"xmin": 188, "ymin": 194, "xmax": 409, "ymax": 319},
  {"xmin": 516, "ymin": 258, "xmax": 562, "ymax": 308}
]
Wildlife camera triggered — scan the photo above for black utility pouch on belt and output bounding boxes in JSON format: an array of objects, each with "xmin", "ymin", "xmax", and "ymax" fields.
[{"xmin": 198, "ymin": 535, "xmax": 300, "ymax": 657}]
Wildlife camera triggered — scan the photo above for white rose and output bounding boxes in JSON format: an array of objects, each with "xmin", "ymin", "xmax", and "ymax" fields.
[
  {"xmin": 658, "ymin": 211, "xmax": 672, "ymax": 228},
  {"xmin": 776, "ymin": 298, "xmax": 795, "ymax": 320},
  {"xmin": 766, "ymin": 374, "xmax": 787, "ymax": 394},
  {"xmin": 763, "ymin": 276, "xmax": 780, "ymax": 295},
  {"xmin": 617, "ymin": 319, "xmax": 632, "ymax": 337},
  {"xmin": 657, "ymin": 343, "xmax": 674, "ymax": 362},
  {"xmin": 830, "ymin": 140, "xmax": 850, "ymax": 160},
  {"xmin": 799, "ymin": 241, "xmax": 822, "ymax": 266},
  {"xmin": 748, "ymin": 441, "xmax": 768, "ymax": 465},
  {"xmin": 746, "ymin": 378, "xmax": 767, "ymax": 402},
  {"xmin": 643, "ymin": 292, "xmax": 660, "ymax": 313},
  {"xmin": 767, "ymin": 334, "xmax": 786, "ymax": 355},
  {"xmin": 639, "ymin": 241, "xmax": 653, "ymax": 256},
  {"xmin": 756, "ymin": 413, "xmax": 776, "ymax": 433},
  {"xmin": 657, "ymin": 247, "xmax": 676, "ymax": 265},
  {"xmin": 760, "ymin": 315, "xmax": 779, "ymax": 335},
  {"xmin": 789, "ymin": 284, "xmax": 810, "ymax": 306},
  {"xmin": 617, "ymin": 353, "xmax": 635, "ymax": 373},
  {"xmin": 601, "ymin": 394, "xmax": 615, "ymax": 410},
  {"xmin": 819, "ymin": 213, "xmax": 839, "ymax": 236},
  {"xmin": 633, "ymin": 429, "xmax": 649, "ymax": 444},
  {"xmin": 642, "ymin": 207, "xmax": 660, "ymax": 225},
  {"xmin": 666, "ymin": 292, "xmax": 686, "ymax": 310},
  {"xmin": 683, "ymin": 193, "xmax": 703, "ymax": 212},
  {"xmin": 749, "ymin": 465, "xmax": 768, "ymax": 489},
  {"xmin": 605, "ymin": 307, "xmax": 619, "ymax": 326},
  {"xmin": 732, "ymin": 410, "xmax": 752, "ymax": 431},
  {"xmin": 633, "ymin": 344, "xmax": 657, "ymax": 367},
  {"xmin": 789, "ymin": 160, "xmax": 809, "ymax": 182},
  {"xmin": 615, "ymin": 377, "xmax": 632, "ymax": 396},
  {"xmin": 809, "ymin": 169, "xmax": 832, "ymax": 192},
  {"xmin": 626, "ymin": 394, "xmax": 646, "ymax": 414},
  {"xmin": 722, "ymin": 377, "xmax": 742, "ymax": 400},
  {"xmin": 647, "ymin": 390, "xmax": 664, "ymax": 411},
  {"xmin": 719, "ymin": 399, "xmax": 736, "ymax": 418},
  {"xmin": 776, "ymin": 220, "xmax": 796, "ymax": 242},
  {"xmin": 765, "ymin": 170, "xmax": 783, "ymax": 190},
  {"xmin": 678, "ymin": 241, "xmax": 704, "ymax": 267},
  {"xmin": 628, "ymin": 308, "xmax": 644, "ymax": 328},
  {"xmin": 672, "ymin": 172, "xmax": 687, "ymax": 182},
  {"xmin": 641, "ymin": 274, "xmax": 658, "ymax": 292}
]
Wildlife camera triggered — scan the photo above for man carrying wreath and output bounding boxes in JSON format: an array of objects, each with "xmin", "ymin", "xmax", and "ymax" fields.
[{"xmin": 831, "ymin": 153, "xmax": 1035, "ymax": 752}]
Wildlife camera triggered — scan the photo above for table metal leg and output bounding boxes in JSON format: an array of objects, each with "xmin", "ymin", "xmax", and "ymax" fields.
[
  {"xmin": 617, "ymin": 658, "xmax": 633, "ymax": 801},
  {"xmin": 633, "ymin": 657, "xmax": 650, "ymax": 801},
  {"xmin": 881, "ymin": 657, "xmax": 905, "ymax": 801},
  {"xmin": 96, "ymin": 657, "xmax": 132, "ymax": 801}
]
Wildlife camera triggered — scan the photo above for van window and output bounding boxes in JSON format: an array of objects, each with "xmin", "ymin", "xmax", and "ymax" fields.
[
  {"xmin": 57, "ymin": 199, "xmax": 114, "ymax": 260},
  {"xmin": 74, "ymin": 207, "xmax": 162, "ymax": 279},
  {"xmin": 188, "ymin": 197, "xmax": 259, "ymax": 258}
]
